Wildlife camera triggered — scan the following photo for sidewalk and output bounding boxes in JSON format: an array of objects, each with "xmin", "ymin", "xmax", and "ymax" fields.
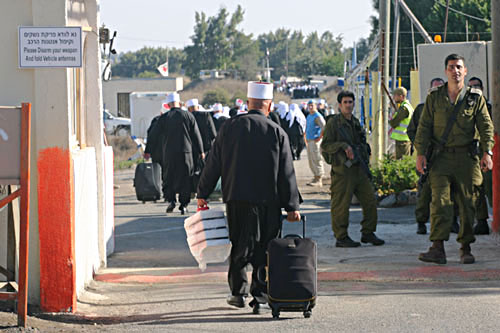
[{"xmin": 1, "ymin": 153, "xmax": 499, "ymax": 332}]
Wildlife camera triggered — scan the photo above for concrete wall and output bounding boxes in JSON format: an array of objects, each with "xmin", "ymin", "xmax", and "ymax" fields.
[
  {"xmin": 102, "ymin": 77, "xmax": 183, "ymax": 115},
  {"xmin": 0, "ymin": 0, "xmax": 110, "ymax": 311},
  {"xmin": 418, "ymin": 42, "xmax": 490, "ymax": 103},
  {"xmin": 72, "ymin": 148, "xmax": 100, "ymax": 297}
]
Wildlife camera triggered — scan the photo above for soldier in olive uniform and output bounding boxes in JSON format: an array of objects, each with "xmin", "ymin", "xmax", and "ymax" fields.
[
  {"xmin": 321, "ymin": 90, "xmax": 384, "ymax": 247},
  {"xmin": 389, "ymin": 87, "xmax": 414, "ymax": 159},
  {"xmin": 415, "ymin": 54, "xmax": 494, "ymax": 265},
  {"xmin": 467, "ymin": 77, "xmax": 493, "ymax": 235}
]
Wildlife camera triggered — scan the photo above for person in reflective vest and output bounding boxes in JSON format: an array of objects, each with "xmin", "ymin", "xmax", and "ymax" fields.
[{"xmin": 389, "ymin": 87, "xmax": 414, "ymax": 159}]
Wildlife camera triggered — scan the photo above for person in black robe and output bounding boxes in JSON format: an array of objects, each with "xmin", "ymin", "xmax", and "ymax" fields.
[
  {"xmin": 187, "ymin": 98, "xmax": 217, "ymax": 193},
  {"xmin": 145, "ymin": 111, "xmax": 166, "ymax": 198},
  {"xmin": 145, "ymin": 93, "xmax": 204, "ymax": 215},
  {"xmin": 287, "ymin": 103, "xmax": 307, "ymax": 160},
  {"xmin": 212, "ymin": 103, "xmax": 229, "ymax": 133},
  {"xmin": 197, "ymin": 81, "xmax": 301, "ymax": 313}
]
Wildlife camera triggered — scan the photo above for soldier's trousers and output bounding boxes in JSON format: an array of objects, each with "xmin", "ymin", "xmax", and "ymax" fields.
[
  {"xmin": 429, "ymin": 152, "xmax": 482, "ymax": 245},
  {"xmin": 330, "ymin": 165, "xmax": 377, "ymax": 240},
  {"xmin": 416, "ymin": 180, "xmax": 459, "ymax": 224},
  {"xmin": 226, "ymin": 201, "xmax": 281, "ymax": 300},
  {"xmin": 395, "ymin": 140, "xmax": 412, "ymax": 159}
]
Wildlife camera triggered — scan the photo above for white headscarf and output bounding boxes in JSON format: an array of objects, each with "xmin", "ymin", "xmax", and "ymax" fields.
[
  {"xmin": 277, "ymin": 102, "xmax": 289, "ymax": 119},
  {"xmin": 288, "ymin": 103, "xmax": 307, "ymax": 131}
]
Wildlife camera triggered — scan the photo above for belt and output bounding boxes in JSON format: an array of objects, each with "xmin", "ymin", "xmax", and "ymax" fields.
[{"xmin": 442, "ymin": 146, "xmax": 469, "ymax": 153}]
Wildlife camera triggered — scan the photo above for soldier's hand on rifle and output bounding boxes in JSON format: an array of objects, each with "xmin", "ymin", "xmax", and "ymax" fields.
[
  {"xmin": 480, "ymin": 152, "xmax": 493, "ymax": 172},
  {"xmin": 344, "ymin": 146, "xmax": 354, "ymax": 160},
  {"xmin": 416, "ymin": 155, "xmax": 427, "ymax": 174}
]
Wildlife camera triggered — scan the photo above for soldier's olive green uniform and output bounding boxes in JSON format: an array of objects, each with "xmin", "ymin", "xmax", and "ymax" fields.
[
  {"xmin": 475, "ymin": 101, "xmax": 493, "ymax": 220},
  {"xmin": 321, "ymin": 114, "xmax": 377, "ymax": 240},
  {"xmin": 414, "ymin": 84, "xmax": 494, "ymax": 245}
]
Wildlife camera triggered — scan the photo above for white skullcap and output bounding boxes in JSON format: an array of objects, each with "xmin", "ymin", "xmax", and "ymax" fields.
[
  {"xmin": 213, "ymin": 103, "xmax": 223, "ymax": 112},
  {"xmin": 186, "ymin": 99, "xmax": 198, "ymax": 107},
  {"xmin": 166, "ymin": 92, "xmax": 180, "ymax": 103},
  {"xmin": 318, "ymin": 99, "xmax": 326, "ymax": 104},
  {"xmin": 235, "ymin": 98, "xmax": 244, "ymax": 107},
  {"xmin": 247, "ymin": 81, "xmax": 273, "ymax": 100}
]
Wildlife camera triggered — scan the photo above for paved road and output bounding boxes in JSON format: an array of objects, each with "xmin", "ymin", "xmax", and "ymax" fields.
[{"xmin": 1, "ymin": 155, "xmax": 500, "ymax": 332}]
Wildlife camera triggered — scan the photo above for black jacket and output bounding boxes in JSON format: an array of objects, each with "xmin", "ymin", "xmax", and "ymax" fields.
[
  {"xmin": 198, "ymin": 110, "xmax": 300, "ymax": 211},
  {"xmin": 193, "ymin": 111, "xmax": 217, "ymax": 153}
]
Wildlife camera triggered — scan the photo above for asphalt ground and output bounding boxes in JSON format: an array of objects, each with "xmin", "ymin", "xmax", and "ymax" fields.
[{"xmin": 1, "ymin": 153, "xmax": 500, "ymax": 332}]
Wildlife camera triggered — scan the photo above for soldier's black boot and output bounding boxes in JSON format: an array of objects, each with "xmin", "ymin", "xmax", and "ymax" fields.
[
  {"xmin": 450, "ymin": 216, "xmax": 459, "ymax": 234},
  {"xmin": 460, "ymin": 244, "xmax": 475, "ymax": 264},
  {"xmin": 361, "ymin": 232, "xmax": 385, "ymax": 246},
  {"xmin": 416, "ymin": 222, "xmax": 427, "ymax": 235},
  {"xmin": 474, "ymin": 219, "xmax": 490, "ymax": 235},
  {"xmin": 335, "ymin": 236, "xmax": 361, "ymax": 248},
  {"xmin": 418, "ymin": 240, "xmax": 446, "ymax": 264}
]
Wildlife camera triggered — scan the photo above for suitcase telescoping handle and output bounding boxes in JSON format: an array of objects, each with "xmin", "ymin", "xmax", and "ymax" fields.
[{"xmin": 279, "ymin": 214, "xmax": 306, "ymax": 238}]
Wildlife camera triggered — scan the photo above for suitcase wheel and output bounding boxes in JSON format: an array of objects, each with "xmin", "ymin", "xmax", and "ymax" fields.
[
  {"xmin": 303, "ymin": 310, "xmax": 312, "ymax": 318},
  {"xmin": 272, "ymin": 311, "xmax": 280, "ymax": 319},
  {"xmin": 154, "ymin": 200, "xmax": 157, "ymax": 203}
]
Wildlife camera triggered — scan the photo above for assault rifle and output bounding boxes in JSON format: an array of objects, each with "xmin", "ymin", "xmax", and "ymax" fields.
[
  {"xmin": 418, "ymin": 145, "xmax": 434, "ymax": 187},
  {"xmin": 337, "ymin": 125, "xmax": 372, "ymax": 180}
]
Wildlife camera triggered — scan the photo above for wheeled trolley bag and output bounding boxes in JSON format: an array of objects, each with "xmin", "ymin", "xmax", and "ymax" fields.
[
  {"xmin": 133, "ymin": 162, "xmax": 162, "ymax": 203},
  {"xmin": 267, "ymin": 215, "xmax": 317, "ymax": 318}
]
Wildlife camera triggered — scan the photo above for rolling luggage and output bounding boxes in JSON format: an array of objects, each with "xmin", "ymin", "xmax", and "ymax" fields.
[
  {"xmin": 267, "ymin": 215, "xmax": 317, "ymax": 319},
  {"xmin": 133, "ymin": 162, "xmax": 162, "ymax": 203}
]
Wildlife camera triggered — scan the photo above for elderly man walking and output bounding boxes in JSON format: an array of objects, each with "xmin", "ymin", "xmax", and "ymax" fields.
[
  {"xmin": 197, "ymin": 81, "xmax": 301, "ymax": 314},
  {"xmin": 145, "ymin": 92, "xmax": 204, "ymax": 215}
]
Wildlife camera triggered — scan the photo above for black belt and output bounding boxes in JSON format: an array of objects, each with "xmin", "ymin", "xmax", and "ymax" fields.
[{"xmin": 442, "ymin": 146, "xmax": 469, "ymax": 153}]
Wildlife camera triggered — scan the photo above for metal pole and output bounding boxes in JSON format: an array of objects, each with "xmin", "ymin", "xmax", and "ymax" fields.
[
  {"xmin": 398, "ymin": 0, "xmax": 434, "ymax": 44},
  {"xmin": 411, "ymin": 23, "xmax": 417, "ymax": 69},
  {"xmin": 444, "ymin": 0, "xmax": 450, "ymax": 42},
  {"xmin": 380, "ymin": 0, "xmax": 391, "ymax": 153},
  {"xmin": 466, "ymin": 19, "xmax": 469, "ymax": 42},
  {"xmin": 492, "ymin": 0, "xmax": 500, "ymax": 233},
  {"xmin": 392, "ymin": 0, "xmax": 400, "ymax": 89},
  {"xmin": 286, "ymin": 39, "xmax": 289, "ymax": 77}
]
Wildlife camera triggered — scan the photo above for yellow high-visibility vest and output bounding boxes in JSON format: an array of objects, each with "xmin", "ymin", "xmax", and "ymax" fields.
[{"xmin": 390, "ymin": 100, "xmax": 414, "ymax": 142}]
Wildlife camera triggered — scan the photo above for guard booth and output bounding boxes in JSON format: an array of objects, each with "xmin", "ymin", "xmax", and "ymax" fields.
[
  {"xmin": 0, "ymin": 104, "xmax": 31, "ymax": 327},
  {"xmin": 0, "ymin": 0, "xmax": 114, "ymax": 319}
]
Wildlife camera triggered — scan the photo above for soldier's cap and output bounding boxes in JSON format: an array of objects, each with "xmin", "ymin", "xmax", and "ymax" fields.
[
  {"xmin": 186, "ymin": 99, "xmax": 199, "ymax": 107},
  {"xmin": 393, "ymin": 87, "xmax": 407, "ymax": 97},
  {"xmin": 166, "ymin": 92, "xmax": 180, "ymax": 103},
  {"xmin": 247, "ymin": 81, "xmax": 273, "ymax": 100}
]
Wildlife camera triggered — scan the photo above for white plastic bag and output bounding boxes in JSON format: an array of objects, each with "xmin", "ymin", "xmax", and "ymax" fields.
[{"xmin": 184, "ymin": 207, "xmax": 231, "ymax": 271}]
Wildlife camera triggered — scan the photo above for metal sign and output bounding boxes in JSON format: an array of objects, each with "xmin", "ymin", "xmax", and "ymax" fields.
[
  {"xmin": 0, "ymin": 107, "xmax": 21, "ymax": 185},
  {"xmin": 18, "ymin": 26, "xmax": 82, "ymax": 68}
]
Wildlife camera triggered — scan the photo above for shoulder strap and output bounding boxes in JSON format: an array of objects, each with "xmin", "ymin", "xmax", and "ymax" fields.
[{"xmin": 436, "ymin": 90, "xmax": 468, "ymax": 149}]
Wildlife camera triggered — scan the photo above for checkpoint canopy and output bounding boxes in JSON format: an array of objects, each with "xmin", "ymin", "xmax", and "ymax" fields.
[{"xmin": 0, "ymin": 107, "xmax": 21, "ymax": 184}]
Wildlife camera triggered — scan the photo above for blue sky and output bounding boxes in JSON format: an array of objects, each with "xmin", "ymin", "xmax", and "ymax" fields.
[{"xmin": 99, "ymin": 0, "xmax": 376, "ymax": 52}]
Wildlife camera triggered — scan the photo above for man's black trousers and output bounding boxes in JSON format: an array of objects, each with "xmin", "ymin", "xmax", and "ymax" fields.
[{"xmin": 226, "ymin": 201, "xmax": 281, "ymax": 301}]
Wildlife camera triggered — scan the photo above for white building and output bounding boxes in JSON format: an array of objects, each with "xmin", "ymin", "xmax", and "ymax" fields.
[{"xmin": 0, "ymin": 0, "xmax": 113, "ymax": 312}]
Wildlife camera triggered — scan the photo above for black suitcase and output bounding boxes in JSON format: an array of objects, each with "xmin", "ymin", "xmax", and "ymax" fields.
[
  {"xmin": 267, "ymin": 215, "xmax": 317, "ymax": 319},
  {"xmin": 133, "ymin": 162, "xmax": 162, "ymax": 203}
]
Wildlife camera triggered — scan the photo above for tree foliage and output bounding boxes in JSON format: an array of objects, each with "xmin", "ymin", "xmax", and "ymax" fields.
[{"xmin": 365, "ymin": 0, "xmax": 491, "ymax": 87}]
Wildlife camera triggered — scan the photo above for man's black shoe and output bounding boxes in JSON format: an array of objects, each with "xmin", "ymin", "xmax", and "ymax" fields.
[
  {"xmin": 166, "ymin": 202, "xmax": 175, "ymax": 213},
  {"xmin": 226, "ymin": 295, "xmax": 245, "ymax": 308},
  {"xmin": 179, "ymin": 205, "xmax": 188, "ymax": 215},
  {"xmin": 252, "ymin": 302, "xmax": 270, "ymax": 314},
  {"xmin": 335, "ymin": 236, "xmax": 361, "ymax": 248},
  {"xmin": 450, "ymin": 218, "xmax": 459, "ymax": 234},
  {"xmin": 417, "ymin": 222, "xmax": 427, "ymax": 235},
  {"xmin": 474, "ymin": 219, "xmax": 490, "ymax": 235},
  {"xmin": 361, "ymin": 232, "xmax": 385, "ymax": 246}
]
